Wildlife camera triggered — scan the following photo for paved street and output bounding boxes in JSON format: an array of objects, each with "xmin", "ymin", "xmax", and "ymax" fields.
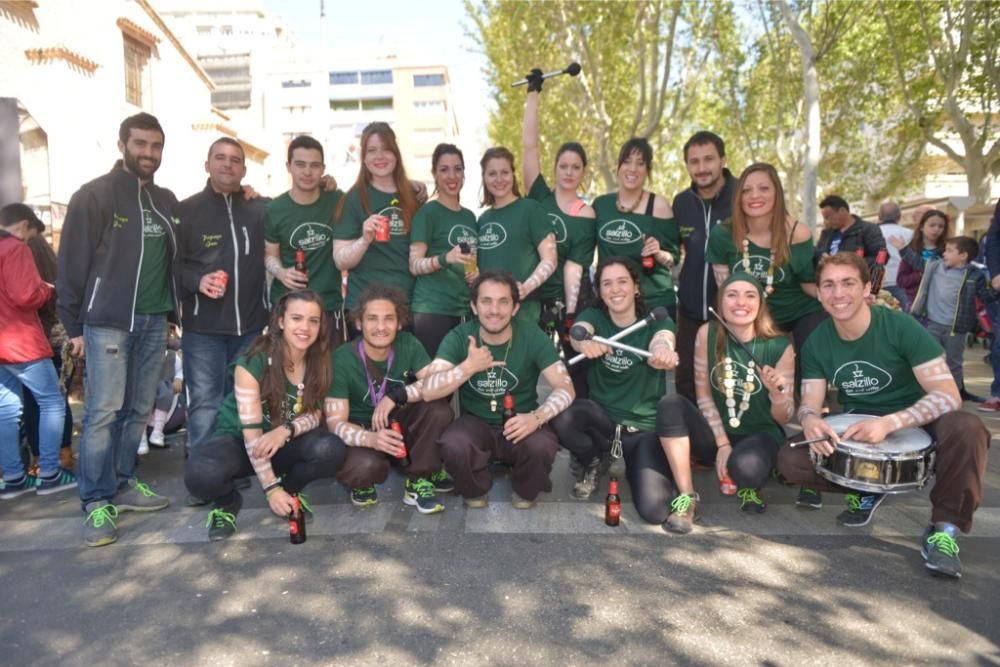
[{"xmin": 2, "ymin": 357, "xmax": 999, "ymax": 666}]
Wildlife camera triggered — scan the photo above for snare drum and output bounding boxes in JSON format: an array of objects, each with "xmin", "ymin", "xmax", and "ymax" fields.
[{"xmin": 809, "ymin": 414, "xmax": 935, "ymax": 494}]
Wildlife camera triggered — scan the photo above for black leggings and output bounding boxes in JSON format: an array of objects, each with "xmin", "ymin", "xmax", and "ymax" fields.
[
  {"xmin": 185, "ymin": 429, "xmax": 347, "ymax": 505},
  {"xmin": 657, "ymin": 394, "xmax": 780, "ymax": 490},
  {"xmin": 412, "ymin": 313, "xmax": 462, "ymax": 357},
  {"xmin": 550, "ymin": 398, "xmax": 715, "ymax": 524}
]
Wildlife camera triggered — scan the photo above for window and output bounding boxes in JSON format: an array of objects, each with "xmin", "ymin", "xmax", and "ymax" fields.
[
  {"xmin": 413, "ymin": 73, "xmax": 445, "ymax": 87},
  {"xmin": 361, "ymin": 70, "xmax": 392, "ymax": 85},
  {"xmin": 361, "ymin": 97, "xmax": 393, "ymax": 110},
  {"xmin": 123, "ymin": 35, "xmax": 151, "ymax": 107},
  {"xmin": 282, "ymin": 79, "xmax": 311, "ymax": 88},
  {"xmin": 282, "ymin": 105, "xmax": 311, "ymax": 115},
  {"xmin": 330, "ymin": 99, "xmax": 359, "ymax": 111},
  {"xmin": 329, "ymin": 71, "xmax": 358, "ymax": 85},
  {"xmin": 413, "ymin": 100, "xmax": 445, "ymax": 112},
  {"xmin": 196, "ymin": 26, "xmax": 212, "ymax": 35}
]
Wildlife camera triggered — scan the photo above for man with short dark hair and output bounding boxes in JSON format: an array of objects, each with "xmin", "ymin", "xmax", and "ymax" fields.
[
  {"xmin": 176, "ymin": 137, "xmax": 269, "ymax": 453},
  {"xmin": 816, "ymin": 195, "xmax": 885, "ymax": 265},
  {"xmin": 781, "ymin": 252, "xmax": 990, "ymax": 579},
  {"xmin": 672, "ymin": 131, "xmax": 736, "ymax": 401},
  {"xmin": 422, "ymin": 270, "xmax": 575, "ymax": 509},
  {"xmin": 57, "ymin": 112, "xmax": 175, "ymax": 547},
  {"xmin": 0, "ymin": 204, "xmax": 76, "ymax": 499}
]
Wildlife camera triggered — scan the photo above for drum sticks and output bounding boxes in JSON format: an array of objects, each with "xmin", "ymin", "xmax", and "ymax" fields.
[{"xmin": 707, "ymin": 307, "xmax": 785, "ymax": 393}]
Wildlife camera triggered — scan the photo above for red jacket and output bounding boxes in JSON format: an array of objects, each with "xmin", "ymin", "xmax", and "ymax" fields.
[{"xmin": 0, "ymin": 231, "xmax": 53, "ymax": 363}]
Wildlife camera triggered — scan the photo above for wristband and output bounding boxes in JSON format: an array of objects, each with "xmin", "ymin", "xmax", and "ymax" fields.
[
  {"xmin": 283, "ymin": 420, "xmax": 295, "ymax": 442},
  {"xmin": 263, "ymin": 478, "xmax": 283, "ymax": 495},
  {"xmin": 437, "ymin": 251, "xmax": 450, "ymax": 268},
  {"xmin": 386, "ymin": 384, "xmax": 408, "ymax": 407}
]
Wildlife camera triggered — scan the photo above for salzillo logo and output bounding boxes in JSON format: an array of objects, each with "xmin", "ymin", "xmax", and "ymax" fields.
[
  {"xmin": 709, "ymin": 361, "xmax": 762, "ymax": 396},
  {"xmin": 142, "ymin": 211, "xmax": 165, "ymax": 238},
  {"xmin": 469, "ymin": 367, "xmax": 519, "ymax": 396},
  {"xmin": 478, "ymin": 222, "xmax": 507, "ymax": 250},
  {"xmin": 730, "ymin": 255, "xmax": 786, "ymax": 283},
  {"xmin": 833, "ymin": 361, "xmax": 892, "ymax": 396},
  {"xmin": 548, "ymin": 213, "xmax": 568, "ymax": 244},
  {"xmin": 290, "ymin": 222, "xmax": 332, "ymax": 251},
  {"xmin": 598, "ymin": 219, "xmax": 641, "ymax": 245},
  {"xmin": 377, "ymin": 206, "xmax": 405, "ymax": 235},
  {"xmin": 448, "ymin": 225, "xmax": 478, "ymax": 247}
]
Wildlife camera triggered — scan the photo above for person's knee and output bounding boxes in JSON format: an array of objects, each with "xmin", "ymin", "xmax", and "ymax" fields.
[
  {"xmin": 519, "ymin": 432, "xmax": 558, "ymax": 465},
  {"xmin": 423, "ymin": 399, "xmax": 455, "ymax": 426},
  {"xmin": 656, "ymin": 394, "xmax": 687, "ymax": 432},
  {"xmin": 308, "ymin": 434, "xmax": 348, "ymax": 472}
]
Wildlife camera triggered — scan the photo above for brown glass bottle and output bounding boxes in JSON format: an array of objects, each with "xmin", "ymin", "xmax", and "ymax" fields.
[
  {"xmin": 605, "ymin": 477, "xmax": 621, "ymax": 526},
  {"xmin": 641, "ymin": 255, "xmax": 655, "ymax": 275},
  {"xmin": 294, "ymin": 249, "xmax": 308, "ymax": 284},
  {"xmin": 501, "ymin": 392, "xmax": 516, "ymax": 426},
  {"xmin": 289, "ymin": 495, "xmax": 307, "ymax": 544},
  {"xmin": 869, "ymin": 248, "xmax": 889, "ymax": 295},
  {"xmin": 391, "ymin": 419, "xmax": 411, "ymax": 466}
]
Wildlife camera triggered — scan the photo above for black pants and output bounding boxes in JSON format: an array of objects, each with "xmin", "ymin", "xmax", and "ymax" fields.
[
  {"xmin": 550, "ymin": 398, "xmax": 716, "ymax": 524},
  {"xmin": 185, "ymin": 429, "xmax": 347, "ymax": 505},
  {"xmin": 657, "ymin": 394, "xmax": 780, "ymax": 490},
  {"xmin": 539, "ymin": 298, "xmax": 589, "ymax": 399},
  {"xmin": 673, "ymin": 309, "xmax": 704, "ymax": 403},
  {"xmin": 412, "ymin": 313, "xmax": 461, "ymax": 358}
]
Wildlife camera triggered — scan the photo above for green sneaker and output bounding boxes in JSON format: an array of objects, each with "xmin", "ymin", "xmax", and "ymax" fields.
[
  {"xmin": 350, "ymin": 486, "xmax": 378, "ymax": 507},
  {"xmin": 206, "ymin": 493, "xmax": 242, "ymax": 541},
  {"xmin": 664, "ymin": 493, "xmax": 700, "ymax": 534},
  {"xmin": 83, "ymin": 501, "xmax": 119, "ymax": 547},
  {"xmin": 113, "ymin": 478, "xmax": 170, "ymax": 512},
  {"xmin": 738, "ymin": 488, "xmax": 766, "ymax": 514},
  {"xmin": 921, "ymin": 525, "xmax": 962, "ymax": 579},
  {"xmin": 429, "ymin": 469, "xmax": 455, "ymax": 494},
  {"xmin": 404, "ymin": 478, "xmax": 445, "ymax": 515}
]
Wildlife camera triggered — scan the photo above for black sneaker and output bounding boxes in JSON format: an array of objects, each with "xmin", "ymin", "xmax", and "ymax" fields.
[
  {"xmin": 921, "ymin": 525, "xmax": 962, "ymax": 579},
  {"xmin": 404, "ymin": 478, "xmax": 445, "ymax": 515},
  {"xmin": 795, "ymin": 487, "xmax": 823, "ymax": 510},
  {"xmin": 572, "ymin": 458, "xmax": 601, "ymax": 500},
  {"xmin": 836, "ymin": 492, "xmax": 886, "ymax": 527},
  {"xmin": 206, "ymin": 493, "xmax": 242, "ymax": 542},
  {"xmin": 0, "ymin": 474, "xmax": 39, "ymax": 500},
  {"xmin": 350, "ymin": 486, "xmax": 378, "ymax": 507},
  {"xmin": 738, "ymin": 488, "xmax": 766, "ymax": 514},
  {"xmin": 36, "ymin": 468, "xmax": 78, "ymax": 496},
  {"xmin": 429, "ymin": 469, "xmax": 454, "ymax": 494}
]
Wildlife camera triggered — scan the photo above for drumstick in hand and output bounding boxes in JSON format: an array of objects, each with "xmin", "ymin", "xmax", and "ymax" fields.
[
  {"xmin": 788, "ymin": 435, "xmax": 832, "ymax": 448},
  {"xmin": 708, "ymin": 307, "xmax": 785, "ymax": 393}
]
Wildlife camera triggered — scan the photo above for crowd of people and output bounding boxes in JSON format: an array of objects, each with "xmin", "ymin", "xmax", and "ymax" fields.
[{"xmin": 1, "ymin": 72, "xmax": 998, "ymax": 581}]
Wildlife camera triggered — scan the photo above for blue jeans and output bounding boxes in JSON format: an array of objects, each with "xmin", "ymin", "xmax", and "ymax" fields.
[
  {"xmin": 988, "ymin": 301, "xmax": 1000, "ymax": 397},
  {"xmin": 0, "ymin": 358, "xmax": 65, "ymax": 480},
  {"xmin": 182, "ymin": 329, "xmax": 259, "ymax": 449},
  {"xmin": 78, "ymin": 315, "xmax": 167, "ymax": 506}
]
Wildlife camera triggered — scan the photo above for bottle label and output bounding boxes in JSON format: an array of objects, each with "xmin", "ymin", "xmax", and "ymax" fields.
[
  {"xmin": 608, "ymin": 503, "xmax": 621, "ymax": 520},
  {"xmin": 289, "ymin": 520, "xmax": 299, "ymax": 535}
]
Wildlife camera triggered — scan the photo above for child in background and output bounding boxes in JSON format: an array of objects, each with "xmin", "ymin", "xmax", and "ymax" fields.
[
  {"xmin": 139, "ymin": 327, "xmax": 185, "ymax": 454},
  {"xmin": 903, "ymin": 235, "xmax": 997, "ymax": 403}
]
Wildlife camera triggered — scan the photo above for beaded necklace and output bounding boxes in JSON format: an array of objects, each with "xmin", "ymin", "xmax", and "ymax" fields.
[
  {"xmin": 741, "ymin": 237, "xmax": 775, "ymax": 296},
  {"xmin": 722, "ymin": 338, "xmax": 757, "ymax": 429}
]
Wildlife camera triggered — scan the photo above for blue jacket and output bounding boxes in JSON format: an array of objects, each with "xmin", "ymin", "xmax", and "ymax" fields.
[{"xmin": 905, "ymin": 247, "xmax": 998, "ymax": 334}]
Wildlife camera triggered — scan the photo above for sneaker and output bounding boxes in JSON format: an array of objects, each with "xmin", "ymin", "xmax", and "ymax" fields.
[
  {"xmin": 137, "ymin": 432, "xmax": 149, "ymax": 456},
  {"xmin": 350, "ymin": 486, "xmax": 378, "ymax": 507},
  {"xmin": 664, "ymin": 493, "xmax": 700, "ymax": 534},
  {"xmin": 976, "ymin": 397, "xmax": 1000, "ymax": 412},
  {"xmin": 572, "ymin": 458, "xmax": 601, "ymax": 500},
  {"xmin": 429, "ymin": 469, "xmax": 455, "ymax": 494},
  {"xmin": 836, "ymin": 492, "xmax": 886, "ymax": 527},
  {"xmin": 0, "ymin": 475, "xmax": 39, "ymax": 500},
  {"xmin": 511, "ymin": 491, "xmax": 536, "ymax": 509},
  {"xmin": 206, "ymin": 493, "xmax": 242, "ymax": 541},
  {"xmin": 404, "ymin": 478, "xmax": 445, "ymax": 515},
  {"xmin": 113, "ymin": 478, "xmax": 170, "ymax": 512},
  {"xmin": 148, "ymin": 430, "xmax": 166, "ymax": 448},
  {"xmin": 738, "ymin": 488, "xmax": 766, "ymax": 514},
  {"xmin": 463, "ymin": 495, "xmax": 488, "ymax": 508},
  {"xmin": 795, "ymin": 487, "xmax": 823, "ymax": 510},
  {"xmin": 36, "ymin": 468, "xmax": 78, "ymax": 496},
  {"xmin": 921, "ymin": 525, "xmax": 962, "ymax": 579},
  {"xmin": 83, "ymin": 501, "xmax": 119, "ymax": 547}
]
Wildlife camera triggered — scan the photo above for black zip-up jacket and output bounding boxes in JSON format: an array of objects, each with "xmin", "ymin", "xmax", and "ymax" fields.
[
  {"xmin": 176, "ymin": 180, "xmax": 270, "ymax": 337},
  {"xmin": 672, "ymin": 169, "xmax": 736, "ymax": 321},
  {"xmin": 815, "ymin": 215, "xmax": 885, "ymax": 267},
  {"xmin": 57, "ymin": 161, "xmax": 180, "ymax": 338}
]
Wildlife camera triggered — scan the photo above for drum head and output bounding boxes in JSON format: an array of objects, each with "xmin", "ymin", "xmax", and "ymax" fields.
[{"xmin": 824, "ymin": 414, "xmax": 932, "ymax": 454}]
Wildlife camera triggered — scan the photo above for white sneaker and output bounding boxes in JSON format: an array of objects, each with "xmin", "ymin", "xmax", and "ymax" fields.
[
  {"xmin": 138, "ymin": 432, "xmax": 149, "ymax": 456},
  {"xmin": 149, "ymin": 430, "xmax": 166, "ymax": 447}
]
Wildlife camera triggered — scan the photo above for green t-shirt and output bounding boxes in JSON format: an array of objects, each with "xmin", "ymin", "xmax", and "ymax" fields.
[
  {"xmin": 333, "ymin": 185, "xmax": 416, "ymax": 310},
  {"xmin": 800, "ymin": 306, "xmax": 943, "ymax": 416},
  {"xmin": 329, "ymin": 332, "xmax": 431, "ymax": 426},
  {"xmin": 410, "ymin": 200, "xmax": 476, "ymax": 317},
  {"xmin": 134, "ymin": 205, "xmax": 173, "ymax": 314},
  {"xmin": 576, "ymin": 307, "xmax": 676, "ymax": 430},
  {"xmin": 527, "ymin": 175, "xmax": 597, "ymax": 302},
  {"xmin": 705, "ymin": 323, "xmax": 791, "ymax": 443},
  {"xmin": 591, "ymin": 193, "xmax": 679, "ymax": 309},
  {"xmin": 264, "ymin": 190, "xmax": 343, "ymax": 313},
  {"xmin": 214, "ymin": 350, "xmax": 321, "ymax": 437},
  {"xmin": 436, "ymin": 319, "xmax": 561, "ymax": 426},
  {"xmin": 476, "ymin": 197, "xmax": 552, "ymax": 286},
  {"xmin": 705, "ymin": 222, "xmax": 823, "ymax": 326}
]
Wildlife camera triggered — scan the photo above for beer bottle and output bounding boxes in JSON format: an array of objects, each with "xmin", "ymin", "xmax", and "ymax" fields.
[
  {"xmin": 605, "ymin": 477, "xmax": 621, "ymax": 526},
  {"xmin": 869, "ymin": 249, "xmax": 889, "ymax": 295},
  {"xmin": 501, "ymin": 391, "xmax": 516, "ymax": 426},
  {"xmin": 294, "ymin": 249, "xmax": 308, "ymax": 284},
  {"xmin": 642, "ymin": 255, "xmax": 655, "ymax": 276},
  {"xmin": 390, "ymin": 419, "xmax": 411, "ymax": 466},
  {"xmin": 289, "ymin": 495, "xmax": 307, "ymax": 544}
]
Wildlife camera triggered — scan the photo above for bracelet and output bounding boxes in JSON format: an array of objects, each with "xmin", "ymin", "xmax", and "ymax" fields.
[
  {"xmin": 717, "ymin": 443, "xmax": 732, "ymax": 450},
  {"xmin": 532, "ymin": 411, "xmax": 545, "ymax": 428},
  {"xmin": 262, "ymin": 479, "xmax": 283, "ymax": 495},
  {"xmin": 283, "ymin": 420, "xmax": 295, "ymax": 442},
  {"xmin": 437, "ymin": 251, "xmax": 450, "ymax": 268}
]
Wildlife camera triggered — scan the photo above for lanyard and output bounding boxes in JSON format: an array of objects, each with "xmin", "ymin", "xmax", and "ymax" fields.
[{"xmin": 358, "ymin": 340, "xmax": 394, "ymax": 405}]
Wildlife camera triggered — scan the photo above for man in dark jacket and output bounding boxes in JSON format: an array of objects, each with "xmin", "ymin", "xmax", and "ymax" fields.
[
  {"xmin": 57, "ymin": 113, "xmax": 175, "ymax": 547},
  {"xmin": 176, "ymin": 137, "xmax": 268, "ymax": 452},
  {"xmin": 672, "ymin": 131, "xmax": 736, "ymax": 401},
  {"xmin": 816, "ymin": 194, "xmax": 885, "ymax": 265}
]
